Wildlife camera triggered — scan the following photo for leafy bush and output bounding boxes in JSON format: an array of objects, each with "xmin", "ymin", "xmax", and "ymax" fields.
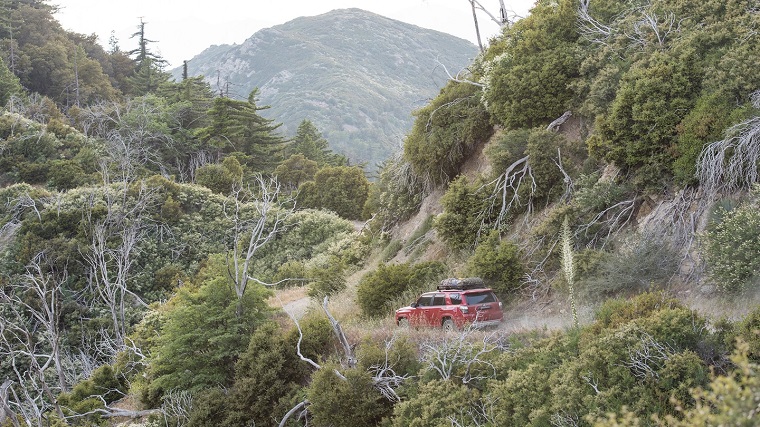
[
  {"xmin": 307, "ymin": 365, "xmax": 392, "ymax": 427},
  {"xmin": 144, "ymin": 255, "xmax": 271, "ymax": 404},
  {"xmin": 357, "ymin": 261, "xmax": 446, "ymax": 318},
  {"xmin": 58, "ymin": 365, "xmax": 127, "ymax": 422},
  {"xmin": 434, "ymin": 175, "xmax": 493, "ymax": 250},
  {"xmin": 482, "ymin": 0, "xmax": 581, "ymax": 129},
  {"xmin": 297, "ymin": 165, "xmax": 370, "ymax": 220},
  {"xmin": 704, "ymin": 198, "xmax": 760, "ymax": 293},
  {"xmin": 404, "ymin": 81, "xmax": 491, "ymax": 186},
  {"xmin": 392, "ymin": 380, "xmax": 483, "ymax": 427},
  {"xmin": 466, "ymin": 230, "xmax": 524, "ymax": 300},
  {"xmin": 588, "ymin": 52, "xmax": 698, "ymax": 186}
]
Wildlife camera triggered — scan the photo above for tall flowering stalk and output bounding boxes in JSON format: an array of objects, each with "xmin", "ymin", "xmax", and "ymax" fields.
[{"xmin": 561, "ymin": 215, "xmax": 579, "ymax": 328}]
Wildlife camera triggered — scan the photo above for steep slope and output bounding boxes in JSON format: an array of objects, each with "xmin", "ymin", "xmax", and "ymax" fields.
[{"xmin": 174, "ymin": 8, "xmax": 478, "ymax": 170}]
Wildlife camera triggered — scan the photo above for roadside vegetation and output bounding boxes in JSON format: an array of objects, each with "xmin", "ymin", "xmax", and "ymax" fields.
[{"xmin": 1, "ymin": 0, "xmax": 760, "ymax": 426}]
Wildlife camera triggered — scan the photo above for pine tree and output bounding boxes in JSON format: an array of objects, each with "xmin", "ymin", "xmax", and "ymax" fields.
[{"xmin": 125, "ymin": 18, "xmax": 170, "ymax": 95}]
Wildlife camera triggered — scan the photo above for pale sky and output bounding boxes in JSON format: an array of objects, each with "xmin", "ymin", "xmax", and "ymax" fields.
[{"xmin": 54, "ymin": 0, "xmax": 536, "ymax": 68}]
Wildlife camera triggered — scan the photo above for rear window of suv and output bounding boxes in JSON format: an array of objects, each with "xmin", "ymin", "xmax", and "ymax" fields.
[{"xmin": 464, "ymin": 291, "xmax": 496, "ymax": 305}]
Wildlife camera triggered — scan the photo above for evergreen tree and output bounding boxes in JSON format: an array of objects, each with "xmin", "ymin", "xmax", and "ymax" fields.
[
  {"xmin": 125, "ymin": 18, "xmax": 170, "ymax": 96},
  {"xmin": 0, "ymin": 55, "xmax": 21, "ymax": 105},
  {"xmin": 291, "ymin": 119, "xmax": 346, "ymax": 166},
  {"xmin": 195, "ymin": 89, "xmax": 288, "ymax": 172}
]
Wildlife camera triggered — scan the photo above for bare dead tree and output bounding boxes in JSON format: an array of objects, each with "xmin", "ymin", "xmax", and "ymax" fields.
[
  {"xmin": 225, "ymin": 175, "xmax": 295, "ymax": 315},
  {"xmin": 577, "ymin": 197, "xmax": 638, "ymax": 248},
  {"xmin": 624, "ymin": 331, "xmax": 674, "ymax": 380},
  {"xmin": 550, "ymin": 411, "xmax": 581, "ymax": 427},
  {"xmin": 577, "ymin": 0, "xmax": 615, "ymax": 46},
  {"xmin": 79, "ymin": 98, "xmax": 174, "ymax": 181},
  {"xmin": 478, "ymin": 155, "xmax": 536, "ymax": 239},
  {"xmin": 0, "ymin": 300, "xmax": 66, "ymax": 423},
  {"xmin": 627, "ymin": 9, "xmax": 681, "ymax": 49},
  {"xmin": 0, "ymin": 380, "xmax": 17, "ymax": 427},
  {"xmin": 1, "ymin": 192, "xmax": 42, "ymax": 252},
  {"xmin": 161, "ymin": 389, "xmax": 193, "ymax": 427},
  {"xmin": 82, "ymin": 182, "xmax": 154, "ymax": 347},
  {"xmin": 466, "ymin": 1, "xmax": 513, "ymax": 52},
  {"xmin": 420, "ymin": 326, "xmax": 503, "ymax": 383},
  {"xmin": 578, "ymin": 0, "xmax": 682, "ymax": 50},
  {"xmin": 277, "ymin": 297, "xmax": 408, "ymax": 426},
  {"xmin": 697, "ymin": 90, "xmax": 760, "ymax": 198},
  {"xmin": 17, "ymin": 252, "xmax": 69, "ymax": 392}
]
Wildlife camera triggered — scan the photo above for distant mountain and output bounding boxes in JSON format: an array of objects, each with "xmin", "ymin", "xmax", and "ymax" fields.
[{"xmin": 173, "ymin": 8, "xmax": 478, "ymax": 171}]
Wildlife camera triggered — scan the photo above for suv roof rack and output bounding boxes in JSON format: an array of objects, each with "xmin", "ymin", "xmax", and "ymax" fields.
[{"xmin": 437, "ymin": 277, "xmax": 485, "ymax": 291}]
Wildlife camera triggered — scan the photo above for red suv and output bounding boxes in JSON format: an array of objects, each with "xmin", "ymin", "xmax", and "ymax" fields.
[{"xmin": 395, "ymin": 278, "xmax": 504, "ymax": 331}]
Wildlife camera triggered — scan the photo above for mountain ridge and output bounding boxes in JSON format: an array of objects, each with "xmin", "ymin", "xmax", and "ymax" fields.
[{"xmin": 174, "ymin": 8, "xmax": 478, "ymax": 170}]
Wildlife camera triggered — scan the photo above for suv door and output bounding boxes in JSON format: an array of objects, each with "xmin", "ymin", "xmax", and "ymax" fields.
[
  {"xmin": 410, "ymin": 295, "xmax": 434, "ymax": 327},
  {"xmin": 424, "ymin": 293, "xmax": 448, "ymax": 326}
]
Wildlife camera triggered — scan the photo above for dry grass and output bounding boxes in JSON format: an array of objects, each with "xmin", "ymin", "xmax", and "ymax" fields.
[{"xmin": 267, "ymin": 286, "xmax": 309, "ymax": 307}]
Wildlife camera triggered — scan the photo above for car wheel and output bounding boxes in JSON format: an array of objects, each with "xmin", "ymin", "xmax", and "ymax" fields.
[
  {"xmin": 398, "ymin": 318, "xmax": 409, "ymax": 328},
  {"xmin": 442, "ymin": 318, "xmax": 456, "ymax": 332}
]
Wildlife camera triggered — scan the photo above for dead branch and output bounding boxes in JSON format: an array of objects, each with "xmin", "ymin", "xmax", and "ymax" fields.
[
  {"xmin": 627, "ymin": 9, "xmax": 681, "ymax": 49},
  {"xmin": 547, "ymin": 111, "xmax": 572, "ymax": 132},
  {"xmin": 697, "ymin": 91, "xmax": 760, "ymax": 198},
  {"xmin": 226, "ymin": 175, "xmax": 296, "ymax": 313},
  {"xmin": 161, "ymin": 389, "xmax": 193, "ymax": 426},
  {"xmin": 577, "ymin": 0, "xmax": 615, "ymax": 46},
  {"xmin": 478, "ymin": 155, "xmax": 535, "ymax": 240},
  {"xmin": 279, "ymin": 400, "xmax": 310, "ymax": 427},
  {"xmin": 624, "ymin": 331, "xmax": 674, "ymax": 380},
  {"xmin": 577, "ymin": 197, "xmax": 638, "ymax": 248},
  {"xmin": 435, "ymin": 57, "xmax": 485, "ymax": 88},
  {"xmin": 322, "ymin": 297, "xmax": 356, "ymax": 369},
  {"xmin": 420, "ymin": 326, "xmax": 502, "ymax": 383}
]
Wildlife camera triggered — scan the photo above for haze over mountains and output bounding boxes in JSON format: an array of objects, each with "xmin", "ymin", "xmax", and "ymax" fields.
[{"xmin": 173, "ymin": 8, "xmax": 478, "ymax": 170}]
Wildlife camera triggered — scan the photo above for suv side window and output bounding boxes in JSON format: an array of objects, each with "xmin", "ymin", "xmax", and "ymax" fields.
[
  {"xmin": 417, "ymin": 295, "xmax": 434, "ymax": 307},
  {"xmin": 449, "ymin": 293, "xmax": 462, "ymax": 305},
  {"xmin": 432, "ymin": 293, "xmax": 446, "ymax": 306},
  {"xmin": 464, "ymin": 291, "xmax": 496, "ymax": 305}
]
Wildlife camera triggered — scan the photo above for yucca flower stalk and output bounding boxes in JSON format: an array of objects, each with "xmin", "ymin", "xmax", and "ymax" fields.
[{"xmin": 561, "ymin": 215, "xmax": 579, "ymax": 329}]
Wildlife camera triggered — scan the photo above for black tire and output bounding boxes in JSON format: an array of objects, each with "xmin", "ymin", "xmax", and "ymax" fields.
[
  {"xmin": 398, "ymin": 318, "xmax": 409, "ymax": 328},
  {"xmin": 442, "ymin": 318, "xmax": 456, "ymax": 332}
]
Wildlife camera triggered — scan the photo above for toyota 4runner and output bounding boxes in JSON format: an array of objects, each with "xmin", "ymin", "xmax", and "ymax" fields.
[{"xmin": 394, "ymin": 278, "xmax": 504, "ymax": 331}]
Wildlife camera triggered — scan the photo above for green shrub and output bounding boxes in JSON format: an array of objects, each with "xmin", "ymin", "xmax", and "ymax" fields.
[
  {"xmin": 704, "ymin": 199, "xmax": 760, "ymax": 293},
  {"xmin": 380, "ymin": 239, "xmax": 403, "ymax": 262},
  {"xmin": 466, "ymin": 230, "xmax": 524, "ymax": 300},
  {"xmin": 306, "ymin": 256, "xmax": 346, "ymax": 298},
  {"xmin": 733, "ymin": 306, "xmax": 760, "ymax": 361},
  {"xmin": 588, "ymin": 51, "xmax": 698, "ymax": 187},
  {"xmin": 297, "ymin": 166, "xmax": 370, "ymax": 220},
  {"xmin": 392, "ymin": 380, "xmax": 482, "ymax": 427},
  {"xmin": 308, "ymin": 365, "xmax": 392, "ymax": 427},
  {"xmin": 195, "ymin": 163, "xmax": 234, "ymax": 194},
  {"xmin": 434, "ymin": 175, "xmax": 492, "ymax": 250},
  {"xmin": 357, "ymin": 261, "xmax": 446, "ymax": 318},
  {"xmin": 482, "ymin": 0, "xmax": 581, "ymax": 129},
  {"xmin": 404, "ymin": 81, "xmax": 491, "ymax": 186},
  {"xmin": 593, "ymin": 292, "xmax": 684, "ymax": 332},
  {"xmin": 58, "ymin": 365, "xmax": 127, "ymax": 423}
]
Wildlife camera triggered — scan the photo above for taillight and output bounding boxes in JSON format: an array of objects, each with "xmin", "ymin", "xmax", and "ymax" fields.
[{"xmin": 460, "ymin": 306, "xmax": 469, "ymax": 314}]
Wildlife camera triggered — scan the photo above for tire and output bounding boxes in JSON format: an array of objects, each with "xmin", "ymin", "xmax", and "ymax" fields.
[
  {"xmin": 442, "ymin": 318, "xmax": 456, "ymax": 332},
  {"xmin": 398, "ymin": 318, "xmax": 409, "ymax": 328}
]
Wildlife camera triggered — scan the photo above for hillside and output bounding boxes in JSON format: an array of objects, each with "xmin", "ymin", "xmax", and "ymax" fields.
[
  {"xmin": 174, "ymin": 8, "xmax": 478, "ymax": 169},
  {"xmin": 4, "ymin": 0, "xmax": 760, "ymax": 426}
]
